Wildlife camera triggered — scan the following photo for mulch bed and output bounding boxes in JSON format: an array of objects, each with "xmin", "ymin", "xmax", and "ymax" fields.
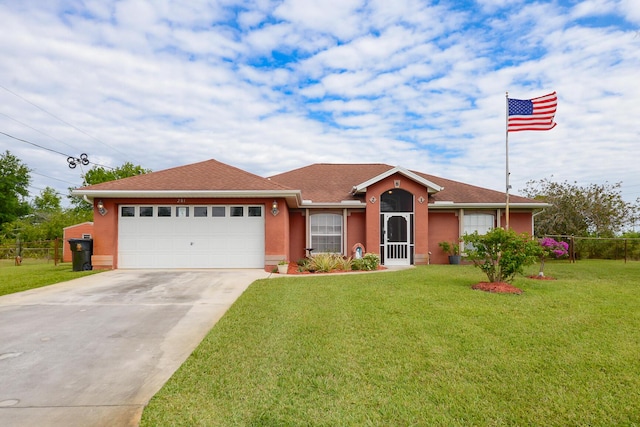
[
  {"xmin": 272, "ymin": 262, "xmax": 386, "ymax": 275},
  {"xmin": 472, "ymin": 282, "xmax": 523, "ymax": 294}
]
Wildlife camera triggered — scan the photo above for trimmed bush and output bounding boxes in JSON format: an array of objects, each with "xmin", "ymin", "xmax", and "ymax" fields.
[{"xmin": 465, "ymin": 228, "xmax": 541, "ymax": 283}]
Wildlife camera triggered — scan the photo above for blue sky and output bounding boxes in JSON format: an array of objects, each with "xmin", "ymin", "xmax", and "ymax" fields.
[{"xmin": 1, "ymin": 0, "xmax": 639, "ymax": 205}]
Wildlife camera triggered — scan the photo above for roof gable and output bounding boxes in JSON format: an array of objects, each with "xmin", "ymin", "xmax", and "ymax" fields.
[{"xmin": 352, "ymin": 166, "xmax": 442, "ymax": 194}]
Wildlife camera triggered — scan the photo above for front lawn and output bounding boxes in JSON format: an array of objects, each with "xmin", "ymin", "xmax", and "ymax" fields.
[
  {"xmin": 0, "ymin": 259, "xmax": 102, "ymax": 296},
  {"xmin": 141, "ymin": 261, "xmax": 640, "ymax": 426}
]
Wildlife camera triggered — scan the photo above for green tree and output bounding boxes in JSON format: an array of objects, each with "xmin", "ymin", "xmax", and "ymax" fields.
[
  {"xmin": 0, "ymin": 150, "xmax": 31, "ymax": 226},
  {"xmin": 33, "ymin": 187, "xmax": 62, "ymax": 213},
  {"xmin": 522, "ymin": 179, "xmax": 639, "ymax": 237},
  {"xmin": 465, "ymin": 228, "xmax": 541, "ymax": 283},
  {"xmin": 69, "ymin": 162, "xmax": 151, "ymax": 211},
  {"xmin": 1, "ymin": 206, "xmax": 92, "ymax": 244},
  {"xmin": 82, "ymin": 162, "xmax": 150, "ymax": 186}
]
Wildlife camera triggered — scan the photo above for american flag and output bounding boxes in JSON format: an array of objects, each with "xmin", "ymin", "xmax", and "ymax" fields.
[{"xmin": 508, "ymin": 91, "xmax": 557, "ymax": 132}]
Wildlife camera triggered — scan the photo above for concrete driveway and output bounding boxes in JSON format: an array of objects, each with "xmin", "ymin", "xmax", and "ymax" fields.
[{"xmin": 0, "ymin": 269, "xmax": 270, "ymax": 427}]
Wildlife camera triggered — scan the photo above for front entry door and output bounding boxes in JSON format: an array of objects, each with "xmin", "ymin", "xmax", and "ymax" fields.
[{"xmin": 382, "ymin": 213, "xmax": 411, "ymax": 266}]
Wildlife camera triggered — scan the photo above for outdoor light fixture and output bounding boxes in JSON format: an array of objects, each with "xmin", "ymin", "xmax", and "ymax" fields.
[
  {"xmin": 97, "ymin": 200, "xmax": 108, "ymax": 216},
  {"xmin": 271, "ymin": 200, "xmax": 279, "ymax": 216}
]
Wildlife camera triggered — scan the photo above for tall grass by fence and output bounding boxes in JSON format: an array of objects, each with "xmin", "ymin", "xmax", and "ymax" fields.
[
  {"xmin": 0, "ymin": 238, "xmax": 63, "ymax": 266},
  {"xmin": 546, "ymin": 235, "xmax": 640, "ymax": 262}
]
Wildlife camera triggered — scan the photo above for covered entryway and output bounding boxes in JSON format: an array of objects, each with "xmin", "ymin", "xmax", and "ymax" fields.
[
  {"xmin": 118, "ymin": 204, "xmax": 265, "ymax": 268},
  {"xmin": 380, "ymin": 189, "xmax": 414, "ymax": 265}
]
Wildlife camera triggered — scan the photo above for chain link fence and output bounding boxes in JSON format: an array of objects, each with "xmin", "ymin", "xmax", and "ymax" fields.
[{"xmin": 545, "ymin": 235, "xmax": 640, "ymax": 262}]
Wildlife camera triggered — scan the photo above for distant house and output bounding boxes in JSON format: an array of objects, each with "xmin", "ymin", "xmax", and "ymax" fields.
[{"xmin": 71, "ymin": 159, "xmax": 546, "ymax": 270}]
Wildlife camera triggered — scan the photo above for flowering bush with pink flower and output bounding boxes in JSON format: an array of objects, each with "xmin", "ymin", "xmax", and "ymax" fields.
[{"xmin": 538, "ymin": 237, "xmax": 569, "ymax": 277}]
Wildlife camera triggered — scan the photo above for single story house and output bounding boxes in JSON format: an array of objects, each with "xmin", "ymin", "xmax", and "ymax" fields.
[{"xmin": 71, "ymin": 159, "xmax": 547, "ymax": 270}]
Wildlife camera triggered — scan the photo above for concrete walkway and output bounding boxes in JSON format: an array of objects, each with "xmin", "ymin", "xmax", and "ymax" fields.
[{"xmin": 0, "ymin": 269, "xmax": 269, "ymax": 427}]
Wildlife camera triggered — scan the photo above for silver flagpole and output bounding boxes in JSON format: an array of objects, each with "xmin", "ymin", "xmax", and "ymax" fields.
[{"xmin": 505, "ymin": 91, "xmax": 510, "ymax": 230}]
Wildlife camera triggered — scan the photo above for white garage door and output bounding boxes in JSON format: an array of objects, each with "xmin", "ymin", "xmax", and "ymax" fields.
[{"xmin": 118, "ymin": 205, "xmax": 265, "ymax": 268}]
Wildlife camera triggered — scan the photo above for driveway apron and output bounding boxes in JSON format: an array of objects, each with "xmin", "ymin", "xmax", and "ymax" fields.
[{"xmin": 0, "ymin": 269, "xmax": 269, "ymax": 427}]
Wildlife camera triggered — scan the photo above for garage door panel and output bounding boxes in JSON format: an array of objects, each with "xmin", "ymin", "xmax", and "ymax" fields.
[{"xmin": 118, "ymin": 205, "xmax": 265, "ymax": 268}]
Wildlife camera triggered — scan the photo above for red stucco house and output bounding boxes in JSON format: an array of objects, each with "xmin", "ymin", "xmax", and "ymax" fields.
[{"xmin": 71, "ymin": 159, "xmax": 547, "ymax": 270}]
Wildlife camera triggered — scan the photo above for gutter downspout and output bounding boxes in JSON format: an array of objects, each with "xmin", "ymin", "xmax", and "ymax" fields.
[{"xmin": 531, "ymin": 209, "xmax": 546, "ymax": 236}]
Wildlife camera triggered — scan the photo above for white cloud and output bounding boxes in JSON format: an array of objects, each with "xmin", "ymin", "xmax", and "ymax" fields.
[
  {"xmin": 619, "ymin": 0, "xmax": 640, "ymax": 24},
  {"xmin": 273, "ymin": 0, "xmax": 366, "ymax": 40},
  {"xmin": 571, "ymin": 0, "xmax": 619, "ymax": 20},
  {"xmin": 114, "ymin": 0, "xmax": 158, "ymax": 29},
  {"xmin": 0, "ymin": 0, "xmax": 639, "ymax": 206}
]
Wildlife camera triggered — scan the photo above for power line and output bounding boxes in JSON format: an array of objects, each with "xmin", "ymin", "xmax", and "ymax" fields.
[
  {"xmin": 0, "ymin": 110, "xmax": 81, "ymax": 153},
  {"xmin": 0, "ymin": 83, "xmax": 131, "ymax": 161},
  {"xmin": 1, "ymin": 130, "xmax": 70, "ymax": 157},
  {"xmin": 31, "ymin": 171, "xmax": 80, "ymax": 186},
  {"xmin": 0, "ymin": 130, "xmax": 114, "ymax": 170}
]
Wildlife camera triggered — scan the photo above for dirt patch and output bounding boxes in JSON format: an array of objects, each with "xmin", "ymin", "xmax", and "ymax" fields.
[
  {"xmin": 472, "ymin": 282, "xmax": 523, "ymax": 294},
  {"xmin": 527, "ymin": 275, "xmax": 556, "ymax": 280}
]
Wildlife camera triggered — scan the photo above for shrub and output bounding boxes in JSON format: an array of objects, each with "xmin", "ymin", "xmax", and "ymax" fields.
[
  {"xmin": 438, "ymin": 241, "xmax": 460, "ymax": 256},
  {"xmin": 297, "ymin": 258, "xmax": 311, "ymax": 272},
  {"xmin": 338, "ymin": 257, "xmax": 353, "ymax": 271},
  {"xmin": 294, "ymin": 253, "xmax": 379, "ymax": 273},
  {"xmin": 352, "ymin": 253, "xmax": 380, "ymax": 271},
  {"xmin": 309, "ymin": 253, "xmax": 342, "ymax": 273},
  {"xmin": 465, "ymin": 228, "xmax": 541, "ymax": 283}
]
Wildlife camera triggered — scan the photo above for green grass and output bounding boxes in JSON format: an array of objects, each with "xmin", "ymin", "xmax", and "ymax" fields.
[
  {"xmin": 141, "ymin": 260, "xmax": 640, "ymax": 426},
  {"xmin": 0, "ymin": 259, "xmax": 102, "ymax": 296}
]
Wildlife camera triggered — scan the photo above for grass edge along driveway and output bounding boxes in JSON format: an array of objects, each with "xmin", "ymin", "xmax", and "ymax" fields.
[
  {"xmin": 142, "ymin": 261, "xmax": 640, "ymax": 426},
  {"xmin": 0, "ymin": 260, "xmax": 102, "ymax": 297}
]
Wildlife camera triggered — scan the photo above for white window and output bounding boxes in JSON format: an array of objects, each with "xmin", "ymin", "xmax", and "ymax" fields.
[
  {"xmin": 463, "ymin": 213, "xmax": 495, "ymax": 251},
  {"xmin": 310, "ymin": 213, "xmax": 342, "ymax": 253},
  {"xmin": 463, "ymin": 213, "xmax": 495, "ymax": 235}
]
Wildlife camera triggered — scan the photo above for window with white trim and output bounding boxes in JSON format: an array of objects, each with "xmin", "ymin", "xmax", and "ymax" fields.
[
  {"xmin": 140, "ymin": 206, "xmax": 153, "ymax": 217},
  {"xmin": 463, "ymin": 213, "xmax": 495, "ymax": 251},
  {"xmin": 310, "ymin": 213, "xmax": 342, "ymax": 253},
  {"xmin": 212, "ymin": 206, "xmax": 225, "ymax": 217},
  {"xmin": 248, "ymin": 206, "xmax": 262, "ymax": 217},
  {"xmin": 463, "ymin": 213, "xmax": 495, "ymax": 235},
  {"xmin": 121, "ymin": 206, "xmax": 135, "ymax": 217}
]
